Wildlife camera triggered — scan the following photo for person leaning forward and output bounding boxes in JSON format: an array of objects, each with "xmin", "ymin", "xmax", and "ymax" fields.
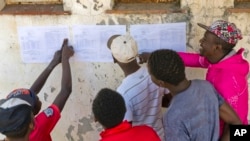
[{"xmin": 4, "ymin": 39, "xmax": 74, "ymax": 141}]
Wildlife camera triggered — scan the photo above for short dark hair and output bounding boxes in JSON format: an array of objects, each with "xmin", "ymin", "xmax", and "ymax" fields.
[
  {"xmin": 147, "ymin": 49, "xmax": 185, "ymax": 86},
  {"xmin": 0, "ymin": 104, "xmax": 33, "ymax": 138},
  {"xmin": 92, "ymin": 88, "xmax": 126, "ymax": 129}
]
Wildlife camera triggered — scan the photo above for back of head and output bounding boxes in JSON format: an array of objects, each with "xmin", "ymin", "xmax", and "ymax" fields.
[
  {"xmin": 147, "ymin": 49, "xmax": 185, "ymax": 86},
  {"xmin": 109, "ymin": 34, "xmax": 138, "ymax": 63},
  {"xmin": 7, "ymin": 88, "xmax": 37, "ymax": 109},
  {"xmin": 92, "ymin": 88, "xmax": 126, "ymax": 129},
  {"xmin": 0, "ymin": 98, "xmax": 33, "ymax": 138}
]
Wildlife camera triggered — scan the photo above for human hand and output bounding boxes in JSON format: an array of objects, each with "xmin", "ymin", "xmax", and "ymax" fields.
[
  {"xmin": 62, "ymin": 38, "xmax": 74, "ymax": 60},
  {"xmin": 138, "ymin": 52, "xmax": 151, "ymax": 64},
  {"xmin": 51, "ymin": 50, "xmax": 62, "ymax": 65},
  {"xmin": 50, "ymin": 43, "xmax": 63, "ymax": 66}
]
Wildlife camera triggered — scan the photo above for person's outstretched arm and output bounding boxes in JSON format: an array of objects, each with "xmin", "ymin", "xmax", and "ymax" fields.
[
  {"xmin": 138, "ymin": 52, "xmax": 151, "ymax": 64},
  {"xmin": 29, "ymin": 43, "xmax": 64, "ymax": 94},
  {"xmin": 219, "ymin": 102, "xmax": 242, "ymax": 141},
  {"xmin": 139, "ymin": 52, "xmax": 209, "ymax": 68},
  {"xmin": 52, "ymin": 39, "xmax": 74, "ymax": 112}
]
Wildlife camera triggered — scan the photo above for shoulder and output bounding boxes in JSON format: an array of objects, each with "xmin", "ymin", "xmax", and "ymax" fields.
[
  {"xmin": 192, "ymin": 79, "xmax": 208, "ymax": 84},
  {"xmin": 32, "ymin": 105, "xmax": 61, "ymax": 137},
  {"xmin": 191, "ymin": 79, "xmax": 213, "ymax": 88},
  {"xmin": 37, "ymin": 104, "xmax": 60, "ymax": 119},
  {"xmin": 132, "ymin": 125, "xmax": 156, "ymax": 133},
  {"xmin": 190, "ymin": 80, "xmax": 218, "ymax": 97},
  {"xmin": 43, "ymin": 107, "xmax": 55, "ymax": 117},
  {"xmin": 117, "ymin": 72, "xmax": 151, "ymax": 96},
  {"xmin": 43, "ymin": 104, "xmax": 60, "ymax": 117},
  {"xmin": 133, "ymin": 124, "xmax": 153, "ymax": 129},
  {"xmin": 131, "ymin": 125, "xmax": 160, "ymax": 140},
  {"xmin": 119, "ymin": 67, "xmax": 151, "ymax": 88}
]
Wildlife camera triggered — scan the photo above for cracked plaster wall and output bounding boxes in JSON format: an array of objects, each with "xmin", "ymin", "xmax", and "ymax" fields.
[{"xmin": 0, "ymin": 0, "xmax": 249, "ymax": 140}]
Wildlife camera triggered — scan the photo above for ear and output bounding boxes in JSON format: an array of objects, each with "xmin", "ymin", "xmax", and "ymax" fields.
[
  {"xmin": 214, "ymin": 44, "xmax": 223, "ymax": 54},
  {"xmin": 94, "ymin": 117, "xmax": 98, "ymax": 122},
  {"xmin": 215, "ymin": 44, "xmax": 222, "ymax": 50},
  {"xmin": 29, "ymin": 123, "xmax": 33, "ymax": 129},
  {"xmin": 158, "ymin": 80, "xmax": 166, "ymax": 87},
  {"xmin": 29, "ymin": 120, "xmax": 34, "ymax": 130},
  {"xmin": 92, "ymin": 114, "xmax": 98, "ymax": 122}
]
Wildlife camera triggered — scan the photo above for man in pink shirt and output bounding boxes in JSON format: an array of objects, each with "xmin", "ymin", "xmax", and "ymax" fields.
[
  {"xmin": 6, "ymin": 39, "xmax": 74, "ymax": 141},
  {"xmin": 139, "ymin": 20, "xmax": 249, "ymax": 137},
  {"xmin": 178, "ymin": 20, "xmax": 249, "ymax": 133}
]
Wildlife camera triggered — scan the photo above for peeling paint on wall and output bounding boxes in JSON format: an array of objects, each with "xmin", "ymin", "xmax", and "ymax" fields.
[
  {"xmin": 243, "ymin": 49, "xmax": 249, "ymax": 59},
  {"xmin": 76, "ymin": 0, "xmax": 88, "ymax": 9},
  {"xmin": 51, "ymin": 86, "xmax": 56, "ymax": 93},
  {"xmin": 0, "ymin": 0, "xmax": 250, "ymax": 141},
  {"xmin": 93, "ymin": 0, "xmax": 103, "ymax": 11},
  {"xmin": 77, "ymin": 117, "xmax": 94, "ymax": 140},
  {"xmin": 66, "ymin": 125, "xmax": 75, "ymax": 141},
  {"xmin": 44, "ymin": 92, "xmax": 48, "ymax": 101}
]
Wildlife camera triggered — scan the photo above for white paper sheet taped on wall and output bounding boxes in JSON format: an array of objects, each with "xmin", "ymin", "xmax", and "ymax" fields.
[
  {"xmin": 18, "ymin": 26, "xmax": 70, "ymax": 63},
  {"xmin": 18, "ymin": 23, "xmax": 186, "ymax": 63},
  {"xmin": 130, "ymin": 22, "xmax": 186, "ymax": 53},
  {"xmin": 72, "ymin": 25, "xmax": 126, "ymax": 62}
]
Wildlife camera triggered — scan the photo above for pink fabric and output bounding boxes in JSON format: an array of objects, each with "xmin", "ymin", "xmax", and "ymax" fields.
[{"xmin": 179, "ymin": 48, "xmax": 249, "ymax": 133}]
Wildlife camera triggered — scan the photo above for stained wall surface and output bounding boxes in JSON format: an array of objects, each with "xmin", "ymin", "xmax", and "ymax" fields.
[{"xmin": 0, "ymin": 0, "xmax": 249, "ymax": 140}]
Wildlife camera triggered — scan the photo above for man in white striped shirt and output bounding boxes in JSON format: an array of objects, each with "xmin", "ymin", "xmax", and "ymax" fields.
[{"xmin": 107, "ymin": 34, "xmax": 170, "ymax": 140}]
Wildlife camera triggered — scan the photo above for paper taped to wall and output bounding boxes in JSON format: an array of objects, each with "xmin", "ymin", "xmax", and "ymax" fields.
[{"xmin": 18, "ymin": 23, "xmax": 186, "ymax": 63}]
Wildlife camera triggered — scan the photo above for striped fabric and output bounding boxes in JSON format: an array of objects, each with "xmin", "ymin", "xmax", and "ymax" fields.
[{"xmin": 117, "ymin": 67, "xmax": 169, "ymax": 140}]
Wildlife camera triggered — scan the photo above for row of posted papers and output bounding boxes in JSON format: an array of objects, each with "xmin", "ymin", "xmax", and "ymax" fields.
[{"xmin": 18, "ymin": 23, "xmax": 186, "ymax": 63}]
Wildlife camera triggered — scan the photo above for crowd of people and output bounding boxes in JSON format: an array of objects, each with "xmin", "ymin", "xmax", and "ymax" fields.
[{"xmin": 0, "ymin": 20, "xmax": 249, "ymax": 141}]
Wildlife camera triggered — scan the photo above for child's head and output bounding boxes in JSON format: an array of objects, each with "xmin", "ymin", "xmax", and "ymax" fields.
[
  {"xmin": 0, "ymin": 98, "xmax": 34, "ymax": 138},
  {"xmin": 7, "ymin": 88, "xmax": 42, "ymax": 115},
  {"xmin": 147, "ymin": 49, "xmax": 185, "ymax": 86},
  {"xmin": 92, "ymin": 88, "xmax": 126, "ymax": 129}
]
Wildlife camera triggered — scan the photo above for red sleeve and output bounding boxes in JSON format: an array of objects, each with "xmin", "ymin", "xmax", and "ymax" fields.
[{"xmin": 31, "ymin": 104, "xmax": 61, "ymax": 138}]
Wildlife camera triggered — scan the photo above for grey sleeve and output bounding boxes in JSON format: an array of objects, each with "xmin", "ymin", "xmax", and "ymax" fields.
[
  {"xmin": 165, "ymin": 124, "xmax": 190, "ymax": 141},
  {"xmin": 213, "ymin": 88, "xmax": 225, "ymax": 107}
]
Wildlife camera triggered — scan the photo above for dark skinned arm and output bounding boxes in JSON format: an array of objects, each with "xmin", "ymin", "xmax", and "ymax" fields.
[
  {"xmin": 29, "ymin": 43, "xmax": 63, "ymax": 95},
  {"xmin": 138, "ymin": 52, "xmax": 151, "ymax": 64},
  {"xmin": 219, "ymin": 102, "xmax": 242, "ymax": 141},
  {"xmin": 52, "ymin": 39, "xmax": 74, "ymax": 112}
]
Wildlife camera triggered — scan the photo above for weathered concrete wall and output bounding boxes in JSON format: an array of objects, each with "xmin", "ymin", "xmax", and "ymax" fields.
[{"xmin": 0, "ymin": 0, "xmax": 249, "ymax": 140}]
